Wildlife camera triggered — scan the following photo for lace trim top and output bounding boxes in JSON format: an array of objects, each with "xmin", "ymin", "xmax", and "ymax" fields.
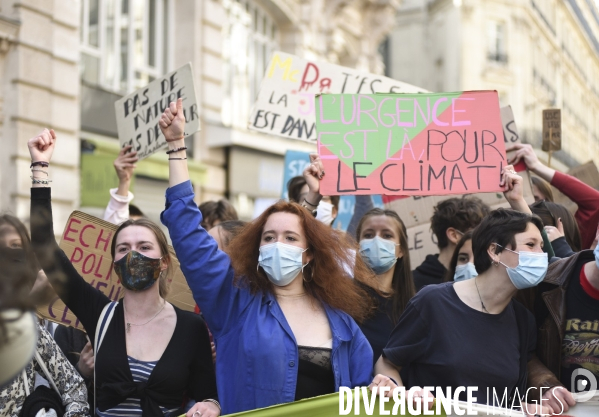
[{"xmin": 297, "ymin": 346, "xmax": 332, "ymax": 370}]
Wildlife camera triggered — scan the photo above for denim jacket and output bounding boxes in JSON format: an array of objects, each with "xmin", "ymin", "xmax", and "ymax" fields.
[{"xmin": 161, "ymin": 181, "xmax": 373, "ymax": 414}]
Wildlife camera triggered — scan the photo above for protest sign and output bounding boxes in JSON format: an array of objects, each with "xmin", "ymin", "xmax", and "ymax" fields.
[
  {"xmin": 403, "ymin": 171, "xmax": 535, "ymax": 267},
  {"xmin": 501, "ymin": 105, "xmax": 519, "ymax": 145},
  {"xmin": 542, "ymin": 109, "xmax": 561, "ymax": 152},
  {"xmin": 281, "ymin": 150, "xmax": 383, "ymax": 231},
  {"xmin": 115, "ymin": 63, "xmax": 200, "ymax": 160},
  {"xmin": 37, "ymin": 211, "xmax": 195, "ymax": 330},
  {"xmin": 219, "ymin": 391, "xmax": 523, "ymax": 417},
  {"xmin": 249, "ymin": 51, "xmax": 427, "ymax": 142},
  {"xmin": 316, "ymin": 91, "xmax": 507, "ymax": 196}
]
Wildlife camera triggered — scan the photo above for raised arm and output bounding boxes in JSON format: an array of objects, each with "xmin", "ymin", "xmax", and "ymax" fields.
[
  {"xmin": 28, "ymin": 129, "xmax": 110, "ymax": 338},
  {"xmin": 103, "ymin": 145, "xmax": 138, "ymax": 224},
  {"xmin": 159, "ymin": 101, "xmax": 251, "ymax": 337}
]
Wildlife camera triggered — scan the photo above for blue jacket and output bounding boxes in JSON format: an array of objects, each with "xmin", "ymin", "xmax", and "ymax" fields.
[{"xmin": 161, "ymin": 181, "xmax": 373, "ymax": 414}]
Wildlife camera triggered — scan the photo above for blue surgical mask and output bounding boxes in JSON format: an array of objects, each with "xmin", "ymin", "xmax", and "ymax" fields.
[
  {"xmin": 359, "ymin": 237, "xmax": 399, "ymax": 275},
  {"xmin": 594, "ymin": 244, "xmax": 599, "ymax": 269},
  {"xmin": 454, "ymin": 262, "xmax": 478, "ymax": 282},
  {"xmin": 496, "ymin": 244, "xmax": 548, "ymax": 289},
  {"xmin": 258, "ymin": 242, "xmax": 308, "ymax": 287}
]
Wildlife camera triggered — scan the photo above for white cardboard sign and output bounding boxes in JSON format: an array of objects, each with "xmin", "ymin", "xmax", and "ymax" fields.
[
  {"xmin": 115, "ymin": 63, "xmax": 200, "ymax": 160},
  {"xmin": 249, "ymin": 51, "xmax": 427, "ymax": 142}
]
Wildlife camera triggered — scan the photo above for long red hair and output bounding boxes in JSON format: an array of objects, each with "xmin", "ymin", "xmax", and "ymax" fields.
[{"xmin": 226, "ymin": 201, "xmax": 376, "ymax": 323}]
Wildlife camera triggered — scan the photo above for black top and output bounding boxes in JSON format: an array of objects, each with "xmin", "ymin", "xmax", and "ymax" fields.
[
  {"xmin": 551, "ymin": 237, "xmax": 575, "ymax": 259},
  {"xmin": 561, "ymin": 263, "xmax": 599, "ymax": 390},
  {"xmin": 30, "ymin": 187, "xmax": 217, "ymax": 415},
  {"xmin": 383, "ymin": 283, "xmax": 536, "ymax": 405},
  {"xmin": 412, "ymin": 254, "xmax": 447, "ymax": 291},
  {"xmin": 294, "ymin": 346, "xmax": 335, "ymax": 401},
  {"xmin": 359, "ymin": 286, "xmax": 395, "ymax": 365}
]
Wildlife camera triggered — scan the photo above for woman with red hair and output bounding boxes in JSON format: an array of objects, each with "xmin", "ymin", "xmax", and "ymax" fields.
[{"xmin": 159, "ymin": 99, "xmax": 375, "ymax": 415}]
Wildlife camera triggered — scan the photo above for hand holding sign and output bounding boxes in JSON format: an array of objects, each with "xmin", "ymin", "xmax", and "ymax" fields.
[
  {"xmin": 114, "ymin": 145, "xmax": 138, "ymax": 184},
  {"xmin": 159, "ymin": 98, "xmax": 186, "ymax": 142},
  {"xmin": 501, "ymin": 165, "xmax": 530, "ymax": 214},
  {"xmin": 506, "ymin": 143, "xmax": 541, "ymax": 172},
  {"xmin": 302, "ymin": 153, "xmax": 325, "ymax": 205},
  {"xmin": 28, "ymin": 128, "xmax": 56, "ymax": 163}
]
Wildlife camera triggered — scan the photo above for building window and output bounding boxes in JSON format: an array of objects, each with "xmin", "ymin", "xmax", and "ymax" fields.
[
  {"xmin": 487, "ymin": 21, "xmax": 508, "ymax": 64},
  {"xmin": 222, "ymin": 0, "xmax": 279, "ymax": 128},
  {"xmin": 80, "ymin": 0, "xmax": 171, "ymax": 94}
]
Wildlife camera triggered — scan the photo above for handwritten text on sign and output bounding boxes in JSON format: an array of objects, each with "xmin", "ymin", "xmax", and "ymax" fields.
[
  {"xmin": 37, "ymin": 211, "xmax": 195, "ymax": 329},
  {"xmin": 249, "ymin": 52, "xmax": 426, "ymax": 142},
  {"xmin": 316, "ymin": 91, "xmax": 507, "ymax": 196},
  {"xmin": 115, "ymin": 63, "xmax": 200, "ymax": 160}
]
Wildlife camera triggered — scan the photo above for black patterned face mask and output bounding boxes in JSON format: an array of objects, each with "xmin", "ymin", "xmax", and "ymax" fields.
[{"xmin": 113, "ymin": 250, "xmax": 162, "ymax": 291}]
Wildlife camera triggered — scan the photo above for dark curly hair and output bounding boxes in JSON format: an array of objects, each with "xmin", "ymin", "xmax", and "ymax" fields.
[{"xmin": 431, "ymin": 197, "xmax": 491, "ymax": 249}]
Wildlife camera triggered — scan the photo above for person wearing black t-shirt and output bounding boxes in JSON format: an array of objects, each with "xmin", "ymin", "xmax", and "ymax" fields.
[
  {"xmin": 529, "ymin": 248, "xmax": 599, "ymax": 413},
  {"xmin": 370, "ymin": 168, "xmax": 555, "ymax": 416},
  {"xmin": 355, "ymin": 208, "xmax": 416, "ymax": 365}
]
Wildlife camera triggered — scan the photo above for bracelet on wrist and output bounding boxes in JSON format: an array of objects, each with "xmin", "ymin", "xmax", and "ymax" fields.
[
  {"xmin": 302, "ymin": 198, "xmax": 318, "ymax": 207},
  {"xmin": 30, "ymin": 161, "xmax": 49, "ymax": 168},
  {"xmin": 166, "ymin": 146, "xmax": 187, "ymax": 155},
  {"xmin": 202, "ymin": 399, "xmax": 221, "ymax": 411}
]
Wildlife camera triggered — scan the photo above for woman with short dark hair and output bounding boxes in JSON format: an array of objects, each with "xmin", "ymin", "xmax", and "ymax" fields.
[{"xmin": 370, "ymin": 166, "xmax": 556, "ymax": 416}]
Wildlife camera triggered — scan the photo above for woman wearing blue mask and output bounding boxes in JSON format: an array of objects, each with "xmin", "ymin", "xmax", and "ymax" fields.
[
  {"xmin": 443, "ymin": 231, "xmax": 477, "ymax": 283},
  {"xmin": 370, "ymin": 167, "xmax": 557, "ymax": 417},
  {"xmin": 158, "ymin": 99, "xmax": 375, "ymax": 414},
  {"xmin": 27, "ymin": 129, "xmax": 219, "ymax": 417},
  {"xmin": 355, "ymin": 209, "xmax": 415, "ymax": 365}
]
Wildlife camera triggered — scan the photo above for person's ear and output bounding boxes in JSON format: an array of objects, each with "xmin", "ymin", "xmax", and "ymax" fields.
[
  {"xmin": 446, "ymin": 228, "xmax": 462, "ymax": 245},
  {"xmin": 304, "ymin": 249, "xmax": 313, "ymax": 264},
  {"xmin": 486, "ymin": 244, "xmax": 499, "ymax": 265},
  {"xmin": 160, "ymin": 256, "xmax": 169, "ymax": 272},
  {"xmin": 396, "ymin": 243, "xmax": 404, "ymax": 259}
]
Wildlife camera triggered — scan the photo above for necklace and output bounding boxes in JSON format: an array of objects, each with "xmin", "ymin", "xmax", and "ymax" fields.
[
  {"xmin": 124, "ymin": 301, "xmax": 166, "ymax": 333},
  {"xmin": 276, "ymin": 292, "xmax": 307, "ymax": 299},
  {"xmin": 474, "ymin": 277, "xmax": 489, "ymax": 313}
]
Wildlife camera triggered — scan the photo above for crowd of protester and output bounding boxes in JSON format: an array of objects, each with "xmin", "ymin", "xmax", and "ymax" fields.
[{"xmin": 1, "ymin": 99, "xmax": 599, "ymax": 416}]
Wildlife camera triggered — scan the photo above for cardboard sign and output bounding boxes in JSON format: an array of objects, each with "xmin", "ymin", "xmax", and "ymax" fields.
[
  {"xmin": 316, "ymin": 91, "xmax": 507, "ymax": 196},
  {"xmin": 568, "ymin": 161, "xmax": 599, "ymax": 189},
  {"xmin": 249, "ymin": 51, "xmax": 427, "ymax": 142},
  {"xmin": 501, "ymin": 105, "xmax": 519, "ymax": 145},
  {"xmin": 542, "ymin": 109, "xmax": 561, "ymax": 152},
  {"xmin": 115, "ymin": 63, "xmax": 200, "ymax": 160},
  {"xmin": 37, "ymin": 211, "xmax": 195, "ymax": 330},
  {"xmin": 403, "ymin": 173, "xmax": 535, "ymax": 267}
]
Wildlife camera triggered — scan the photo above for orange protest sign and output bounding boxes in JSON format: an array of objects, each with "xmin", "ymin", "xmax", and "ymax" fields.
[{"xmin": 37, "ymin": 211, "xmax": 195, "ymax": 330}]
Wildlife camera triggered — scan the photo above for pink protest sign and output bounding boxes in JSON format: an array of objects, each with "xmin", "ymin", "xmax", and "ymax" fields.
[{"xmin": 315, "ymin": 91, "xmax": 507, "ymax": 196}]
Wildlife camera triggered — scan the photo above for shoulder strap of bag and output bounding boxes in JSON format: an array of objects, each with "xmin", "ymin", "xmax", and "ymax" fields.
[
  {"xmin": 95, "ymin": 301, "xmax": 118, "ymax": 357},
  {"xmin": 33, "ymin": 350, "xmax": 60, "ymax": 398},
  {"xmin": 94, "ymin": 301, "xmax": 118, "ymax": 413}
]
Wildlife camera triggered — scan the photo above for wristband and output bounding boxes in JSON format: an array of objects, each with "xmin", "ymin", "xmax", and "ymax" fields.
[
  {"xmin": 166, "ymin": 146, "xmax": 187, "ymax": 155},
  {"xmin": 202, "ymin": 399, "xmax": 221, "ymax": 411}
]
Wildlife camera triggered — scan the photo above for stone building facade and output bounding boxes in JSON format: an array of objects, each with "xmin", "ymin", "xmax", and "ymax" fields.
[
  {"xmin": 388, "ymin": 0, "xmax": 599, "ymax": 170},
  {"xmin": 0, "ymin": 0, "xmax": 400, "ymax": 229}
]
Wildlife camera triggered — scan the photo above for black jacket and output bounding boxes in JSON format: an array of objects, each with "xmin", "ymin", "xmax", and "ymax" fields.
[{"xmin": 412, "ymin": 254, "xmax": 446, "ymax": 291}]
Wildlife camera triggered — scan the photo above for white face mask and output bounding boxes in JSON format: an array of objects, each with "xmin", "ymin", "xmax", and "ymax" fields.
[
  {"xmin": 0, "ymin": 310, "xmax": 37, "ymax": 386},
  {"xmin": 316, "ymin": 201, "xmax": 335, "ymax": 226}
]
